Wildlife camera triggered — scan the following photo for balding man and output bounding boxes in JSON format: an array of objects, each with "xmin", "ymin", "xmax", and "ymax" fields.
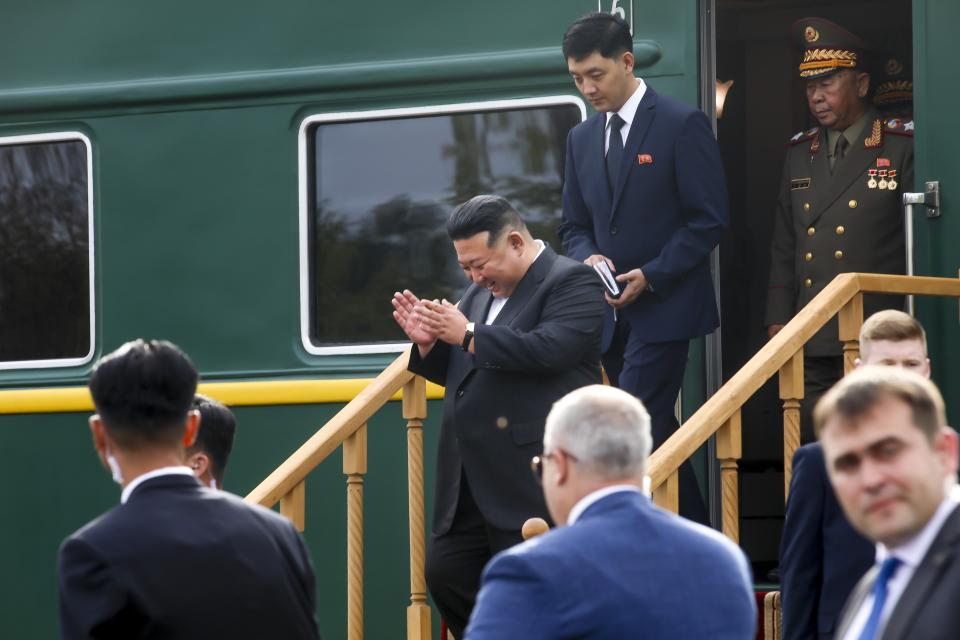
[{"xmin": 465, "ymin": 385, "xmax": 756, "ymax": 639}]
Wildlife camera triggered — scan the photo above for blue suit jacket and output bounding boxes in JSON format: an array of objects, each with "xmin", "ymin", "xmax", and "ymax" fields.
[
  {"xmin": 779, "ymin": 443, "xmax": 874, "ymax": 640},
  {"xmin": 465, "ymin": 491, "xmax": 756, "ymax": 639},
  {"xmin": 560, "ymin": 85, "xmax": 728, "ymax": 346}
]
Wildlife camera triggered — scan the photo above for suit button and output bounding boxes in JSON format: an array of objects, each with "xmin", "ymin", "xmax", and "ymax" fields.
[
  {"xmin": 836, "ymin": 225, "xmax": 845, "ymax": 235},
  {"xmin": 803, "ymin": 203, "xmax": 811, "ymax": 212},
  {"xmin": 807, "ymin": 227, "xmax": 816, "ymax": 236},
  {"xmin": 835, "ymin": 250, "xmax": 844, "ymax": 260},
  {"xmin": 610, "ymin": 227, "xmax": 619, "ymax": 235},
  {"xmin": 804, "ymin": 278, "xmax": 813, "ymax": 288},
  {"xmin": 848, "ymin": 199, "xmax": 858, "ymax": 209},
  {"xmin": 804, "ymin": 252, "xmax": 813, "ymax": 262},
  {"xmin": 457, "ymin": 389, "xmax": 464, "ymax": 397}
]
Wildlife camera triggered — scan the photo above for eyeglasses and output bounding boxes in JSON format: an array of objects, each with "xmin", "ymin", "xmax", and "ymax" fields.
[{"xmin": 530, "ymin": 449, "xmax": 578, "ymax": 484}]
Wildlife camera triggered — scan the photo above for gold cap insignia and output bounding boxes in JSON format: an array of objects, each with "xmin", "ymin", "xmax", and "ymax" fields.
[
  {"xmin": 805, "ymin": 26, "xmax": 820, "ymax": 43},
  {"xmin": 885, "ymin": 57, "xmax": 904, "ymax": 76}
]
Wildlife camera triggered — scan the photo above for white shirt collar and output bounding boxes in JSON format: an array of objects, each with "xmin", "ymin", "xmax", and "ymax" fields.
[
  {"xmin": 568, "ymin": 484, "xmax": 643, "ymax": 525},
  {"xmin": 606, "ymin": 78, "xmax": 647, "ymax": 130},
  {"xmin": 121, "ymin": 466, "xmax": 195, "ymax": 504},
  {"xmin": 878, "ymin": 483, "xmax": 960, "ymax": 567},
  {"xmin": 485, "ymin": 240, "xmax": 546, "ymax": 323}
]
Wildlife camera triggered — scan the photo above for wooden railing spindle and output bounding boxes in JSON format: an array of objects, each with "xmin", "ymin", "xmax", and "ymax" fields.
[
  {"xmin": 402, "ymin": 377, "xmax": 431, "ymax": 640},
  {"xmin": 652, "ymin": 470, "xmax": 679, "ymax": 514},
  {"xmin": 717, "ymin": 410, "xmax": 742, "ymax": 543},
  {"xmin": 279, "ymin": 480, "xmax": 306, "ymax": 532},
  {"xmin": 779, "ymin": 352, "xmax": 804, "ymax": 500},
  {"xmin": 839, "ymin": 292, "xmax": 864, "ymax": 375},
  {"xmin": 343, "ymin": 424, "xmax": 368, "ymax": 640}
]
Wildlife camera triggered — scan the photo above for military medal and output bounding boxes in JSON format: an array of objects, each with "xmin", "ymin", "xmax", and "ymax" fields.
[
  {"xmin": 878, "ymin": 169, "xmax": 888, "ymax": 190},
  {"xmin": 867, "ymin": 169, "xmax": 878, "ymax": 189},
  {"xmin": 887, "ymin": 169, "xmax": 898, "ymax": 190}
]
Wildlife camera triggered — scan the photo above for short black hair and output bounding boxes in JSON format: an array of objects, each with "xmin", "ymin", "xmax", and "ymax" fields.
[
  {"xmin": 446, "ymin": 195, "xmax": 525, "ymax": 246},
  {"xmin": 562, "ymin": 12, "xmax": 633, "ymax": 62},
  {"xmin": 89, "ymin": 339, "xmax": 198, "ymax": 446},
  {"xmin": 188, "ymin": 394, "xmax": 237, "ymax": 484}
]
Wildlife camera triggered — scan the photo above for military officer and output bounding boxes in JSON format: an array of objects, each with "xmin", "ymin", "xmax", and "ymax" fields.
[{"xmin": 765, "ymin": 17, "xmax": 914, "ymax": 443}]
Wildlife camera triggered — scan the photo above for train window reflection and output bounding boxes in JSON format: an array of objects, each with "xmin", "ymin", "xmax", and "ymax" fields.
[
  {"xmin": 305, "ymin": 100, "xmax": 582, "ymax": 350},
  {"xmin": 0, "ymin": 135, "xmax": 93, "ymax": 368}
]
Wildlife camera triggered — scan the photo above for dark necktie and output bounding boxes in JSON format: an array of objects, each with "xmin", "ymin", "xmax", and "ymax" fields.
[
  {"xmin": 857, "ymin": 555, "xmax": 902, "ymax": 640},
  {"xmin": 832, "ymin": 134, "xmax": 849, "ymax": 171},
  {"xmin": 606, "ymin": 114, "xmax": 626, "ymax": 194}
]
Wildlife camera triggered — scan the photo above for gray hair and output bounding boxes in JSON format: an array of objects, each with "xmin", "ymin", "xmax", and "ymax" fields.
[{"xmin": 543, "ymin": 385, "xmax": 652, "ymax": 480}]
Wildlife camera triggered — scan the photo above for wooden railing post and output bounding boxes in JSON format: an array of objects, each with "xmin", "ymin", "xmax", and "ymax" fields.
[
  {"xmin": 279, "ymin": 480, "xmax": 306, "ymax": 531},
  {"xmin": 403, "ymin": 377, "xmax": 431, "ymax": 640},
  {"xmin": 652, "ymin": 470, "xmax": 679, "ymax": 514},
  {"xmin": 717, "ymin": 410, "xmax": 742, "ymax": 543},
  {"xmin": 343, "ymin": 424, "xmax": 368, "ymax": 640},
  {"xmin": 839, "ymin": 292, "xmax": 864, "ymax": 374},
  {"xmin": 780, "ymin": 352, "xmax": 804, "ymax": 501}
]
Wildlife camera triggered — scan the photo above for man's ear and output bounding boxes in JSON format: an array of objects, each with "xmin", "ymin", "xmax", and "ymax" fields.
[
  {"xmin": 183, "ymin": 410, "xmax": 200, "ymax": 448},
  {"xmin": 856, "ymin": 71, "xmax": 870, "ymax": 98},
  {"xmin": 854, "ymin": 357, "xmax": 863, "ymax": 368},
  {"xmin": 89, "ymin": 415, "xmax": 110, "ymax": 470},
  {"xmin": 936, "ymin": 426, "xmax": 959, "ymax": 476},
  {"xmin": 621, "ymin": 51, "xmax": 635, "ymax": 74},
  {"xmin": 187, "ymin": 451, "xmax": 210, "ymax": 478},
  {"xmin": 507, "ymin": 230, "xmax": 525, "ymax": 253}
]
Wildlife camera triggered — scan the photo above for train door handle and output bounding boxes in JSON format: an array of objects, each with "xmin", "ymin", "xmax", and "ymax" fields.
[{"xmin": 903, "ymin": 180, "xmax": 940, "ymax": 218}]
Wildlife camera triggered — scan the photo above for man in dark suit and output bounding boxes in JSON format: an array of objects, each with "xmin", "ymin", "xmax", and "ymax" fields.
[
  {"xmin": 465, "ymin": 384, "xmax": 756, "ymax": 639},
  {"xmin": 58, "ymin": 340, "xmax": 320, "ymax": 640},
  {"xmin": 766, "ymin": 18, "xmax": 914, "ymax": 443},
  {"xmin": 559, "ymin": 13, "xmax": 727, "ymax": 522},
  {"xmin": 186, "ymin": 393, "xmax": 237, "ymax": 491},
  {"xmin": 391, "ymin": 195, "xmax": 605, "ymax": 638},
  {"xmin": 779, "ymin": 310, "xmax": 931, "ymax": 640},
  {"xmin": 816, "ymin": 367, "xmax": 959, "ymax": 640}
]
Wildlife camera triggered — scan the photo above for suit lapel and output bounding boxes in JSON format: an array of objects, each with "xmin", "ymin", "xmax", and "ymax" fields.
[
  {"xmin": 881, "ymin": 507, "xmax": 960, "ymax": 640},
  {"xmin": 611, "ymin": 86, "xmax": 658, "ymax": 217},
  {"xmin": 463, "ymin": 285, "xmax": 493, "ymax": 325},
  {"xmin": 588, "ymin": 115, "xmax": 613, "ymax": 214},
  {"xmin": 834, "ymin": 568, "xmax": 877, "ymax": 640},
  {"xmin": 809, "ymin": 118, "xmax": 882, "ymax": 226},
  {"xmin": 491, "ymin": 246, "xmax": 556, "ymax": 327}
]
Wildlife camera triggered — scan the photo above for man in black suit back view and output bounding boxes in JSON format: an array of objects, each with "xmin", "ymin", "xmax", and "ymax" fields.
[{"xmin": 58, "ymin": 339, "xmax": 321, "ymax": 640}]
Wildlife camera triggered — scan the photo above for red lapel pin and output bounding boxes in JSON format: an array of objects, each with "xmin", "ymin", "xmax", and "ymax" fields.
[{"xmin": 637, "ymin": 154, "xmax": 653, "ymax": 165}]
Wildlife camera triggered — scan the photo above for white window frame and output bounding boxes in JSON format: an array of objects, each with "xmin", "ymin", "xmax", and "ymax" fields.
[
  {"xmin": 0, "ymin": 131, "xmax": 95, "ymax": 370},
  {"xmin": 298, "ymin": 95, "xmax": 586, "ymax": 356}
]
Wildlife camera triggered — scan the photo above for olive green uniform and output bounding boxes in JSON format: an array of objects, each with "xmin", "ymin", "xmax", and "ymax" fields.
[{"xmin": 765, "ymin": 112, "xmax": 914, "ymax": 356}]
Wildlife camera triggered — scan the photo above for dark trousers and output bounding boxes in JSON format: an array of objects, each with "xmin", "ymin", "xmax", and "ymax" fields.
[
  {"xmin": 425, "ymin": 473, "xmax": 523, "ymax": 640},
  {"xmin": 603, "ymin": 320, "xmax": 709, "ymax": 524},
  {"xmin": 800, "ymin": 355, "xmax": 844, "ymax": 444}
]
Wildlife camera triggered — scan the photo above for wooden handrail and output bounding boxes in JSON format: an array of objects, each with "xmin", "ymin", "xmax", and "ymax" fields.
[
  {"xmin": 647, "ymin": 273, "xmax": 960, "ymax": 504},
  {"xmin": 245, "ymin": 350, "xmax": 414, "ymax": 508}
]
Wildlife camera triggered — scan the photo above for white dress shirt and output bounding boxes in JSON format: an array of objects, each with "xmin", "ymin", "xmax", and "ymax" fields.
[
  {"xmin": 841, "ymin": 486, "xmax": 960, "ymax": 640},
  {"xmin": 604, "ymin": 78, "xmax": 648, "ymax": 154},
  {"xmin": 120, "ymin": 466, "xmax": 195, "ymax": 504},
  {"xmin": 484, "ymin": 239, "xmax": 546, "ymax": 324},
  {"xmin": 568, "ymin": 484, "xmax": 643, "ymax": 525}
]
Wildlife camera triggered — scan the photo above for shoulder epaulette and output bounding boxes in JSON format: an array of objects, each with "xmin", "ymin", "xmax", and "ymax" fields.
[
  {"xmin": 787, "ymin": 127, "xmax": 819, "ymax": 146},
  {"xmin": 883, "ymin": 117, "xmax": 915, "ymax": 136}
]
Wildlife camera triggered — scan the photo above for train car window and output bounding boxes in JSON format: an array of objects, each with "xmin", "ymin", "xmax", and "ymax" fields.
[
  {"xmin": 302, "ymin": 98, "xmax": 584, "ymax": 354},
  {"xmin": 0, "ymin": 134, "xmax": 94, "ymax": 369}
]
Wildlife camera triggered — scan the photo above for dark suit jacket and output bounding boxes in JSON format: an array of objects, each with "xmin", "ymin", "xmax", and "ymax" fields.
[
  {"xmin": 408, "ymin": 246, "xmax": 605, "ymax": 534},
  {"xmin": 765, "ymin": 113, "xmax": 913, "ymax": 356},
  {"xmin": 834, "ymin": 503, "xmax": 960, "ymax": 640},
  {"xmin": 465, "ymin": 491, "xmax": 756, "ymax": 639},
  {"xmin": 58, "ymin": 474, "xmax": 320, "ymax": 640},
  {"xmin": 779, "ymin": 443, "xmax": 873, "ymax": 640},
  {"xmin": 560, "ymin": 85, "xmax": 728, "ymax": 347}
]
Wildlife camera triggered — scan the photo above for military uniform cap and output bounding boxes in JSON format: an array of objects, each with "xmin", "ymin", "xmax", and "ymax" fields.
[
  {"xmin": 792, "ymin": 17, "xmax": 870, "ymax": 79},
  {"xmin": 874, "ymin": 46, "xmax": 912, "ymax": 109}
]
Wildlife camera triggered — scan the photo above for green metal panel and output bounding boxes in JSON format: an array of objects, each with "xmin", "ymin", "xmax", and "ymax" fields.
[{"xmin": 912, "ymin": 0, "xmax": 960, "ymax": 424}]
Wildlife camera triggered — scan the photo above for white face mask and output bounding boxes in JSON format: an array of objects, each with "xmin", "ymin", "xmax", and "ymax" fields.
[{"xmin": 105, "ymin": 448, "xmax": 123, "ymax": 485}]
